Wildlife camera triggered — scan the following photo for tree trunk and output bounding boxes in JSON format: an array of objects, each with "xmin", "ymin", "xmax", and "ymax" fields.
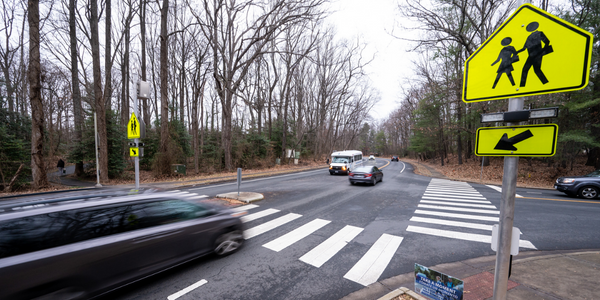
[
  {"xmin": 90, "ymin": 0, "xmax": 108, "ymax": 181},
  {"xmin": 69, "ymin": 0, "xmax": 84, "ymax": 177},
  {"xmin": 159, "ymin": 0, "xmax": 170, "ymax": 173},
  {"xmin": 28, "ymin": 0, "xmax": 49, "ymax": 189},
  {"xmin": 140, "ymin": 0, "xmax": 150, "ymax": 127},
  {"xmin": 104, "ymin": 0, "xmax": 112, "ymax": 108}
]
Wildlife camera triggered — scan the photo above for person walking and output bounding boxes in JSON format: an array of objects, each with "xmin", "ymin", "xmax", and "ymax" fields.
[
  {"xmin": 517, "ymin": 21, "xmax": 552, "ymax": 87},
  {"xmin": 57, "ymin": 158, "xmax": 65, "ymax": 176}
]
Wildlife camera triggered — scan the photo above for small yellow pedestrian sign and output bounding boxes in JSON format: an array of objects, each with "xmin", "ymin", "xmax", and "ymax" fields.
[
  {"xmin": 130, "ymin": 147, "xmax": 139, "ymax": 157},
  {"xmin": 476, "ymin": 124, "xmax": 558, "ymax": 157},
  {"xmin": 463, "ymin": 4, "xmax": 593, "ymax": 102},
  {"xmin": 127, "ymin": 113, "xmax": 140, "ymax": 139}
]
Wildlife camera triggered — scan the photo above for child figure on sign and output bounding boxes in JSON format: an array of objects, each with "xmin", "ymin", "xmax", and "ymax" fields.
[{"xmin": 491, "ymin": 37, "xmax": 519, "ymax": 89}]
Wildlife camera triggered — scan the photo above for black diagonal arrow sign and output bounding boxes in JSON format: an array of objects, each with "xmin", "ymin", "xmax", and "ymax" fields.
[{"xmin": 494, "ymin": 130, "xmax": 534, "ymax": 151}]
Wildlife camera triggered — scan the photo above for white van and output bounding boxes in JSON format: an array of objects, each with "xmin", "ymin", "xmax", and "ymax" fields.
[{"xmin": 329, "ymin": 150, "xmax": 363, "ymax": 175}]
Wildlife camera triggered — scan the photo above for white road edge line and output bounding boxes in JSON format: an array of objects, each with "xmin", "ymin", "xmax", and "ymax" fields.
[
  {"xmin": 486, "ymin": 185, "xmax": 524, "ymax": 198},
  {"xmin": 343, "ymin": 234, "xmax": 403, "ymax": 286},
  {"xmin": 167, "ymin": 279, "xmax": 208, "ymax": 300},
  {"xmin": 400, "ymin": 162, "xmax": 406, "ymax": 173},
  {"xmin": 189, "ymin": 169, "xmax": 324, "ymax": 191}
]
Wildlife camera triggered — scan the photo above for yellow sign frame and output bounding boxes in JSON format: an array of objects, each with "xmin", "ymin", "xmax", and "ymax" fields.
[
  {"xmin": 476, "ymin": 124, "xmax": 558, "ymax": 157},
  {"xmin": 127, "ymin": 113, "xmax": 140, "ymax": 139},
  {"xmin": 463, "ymin": 4, "xmax": 593, "ymax": 102}
]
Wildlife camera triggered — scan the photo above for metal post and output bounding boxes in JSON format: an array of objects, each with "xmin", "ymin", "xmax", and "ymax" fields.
[
  {"xmin": 237, "ymin": 168, "xmax": 242, "ymax": 197},
  {"xmin": 94, "ymin": 112, "xmax": 102, "ymax": 187},
  {"xmin": 492, "ymin": 97, "xmax": 523, "ymax": 300},
  {"xmin": 134, "ymin": 96, "xmax": 140, "ymax": 190}
]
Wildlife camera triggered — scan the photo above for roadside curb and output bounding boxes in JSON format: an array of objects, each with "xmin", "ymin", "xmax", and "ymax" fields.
[{"xmin": 215, "ymin": 192, "xmax": 264, "ymax": 203}]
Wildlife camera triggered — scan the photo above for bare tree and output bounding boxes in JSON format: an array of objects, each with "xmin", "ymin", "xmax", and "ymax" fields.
[
  {"xmin": 90, "ymin": 0, "xmax": 109, "ymax": 181},
  {"xmin": 28, "ymin": 0, "xmax": 49, "ymax": 188},
  {"xmin": 192, "ymin": 0, "xmax": 326, "ymax": 170}
]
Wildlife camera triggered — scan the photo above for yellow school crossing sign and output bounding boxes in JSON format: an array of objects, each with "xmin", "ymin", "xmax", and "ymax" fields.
[
  {"xmin": 463, "ymin": 4, "xmax": 593, "ymax": 102},
  {"xmin": 127, "ymin": 112, "xmax": 140, "ymax": 139},
  {"xmin": 476, "ymin": 124, "xmax": 558, "ymax": 157}
]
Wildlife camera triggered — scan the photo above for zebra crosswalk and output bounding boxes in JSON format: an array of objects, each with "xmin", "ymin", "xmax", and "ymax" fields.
[
  {"xmin": 233, "ymin": 204, "xmax": 400, "ymax": 286},
  {"xmin": 407, "ymin": 178, "xmax": 537, "ymax": 249}
]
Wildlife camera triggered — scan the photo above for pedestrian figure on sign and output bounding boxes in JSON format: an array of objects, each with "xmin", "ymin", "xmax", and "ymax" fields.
[
  {"xmin": 517, "ymin": 21, "xmax": 552, "ymax": 87},
  {"xmin": 131, "ymin": 119, "xmax": 137, "ymax": 135},
  {"xmin": 57, "ymin": 159, "xmax": 65, "ymax": 176},
  {"xmin": 491, "ymin": 37, "xmax": 519, "ymax": 89}
]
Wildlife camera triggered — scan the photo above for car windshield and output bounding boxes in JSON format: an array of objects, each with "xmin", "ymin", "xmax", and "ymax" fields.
[
  {"xmin": 354, "ymin": 167, "xmax": 373, "ymax": 173},
  {"xmin": 332, "ymin": 157, "xmax": 349, "ymax": 163},
  {"xmin": 584, "ymin": 170, "xmax": 600, "ymax": 177}
]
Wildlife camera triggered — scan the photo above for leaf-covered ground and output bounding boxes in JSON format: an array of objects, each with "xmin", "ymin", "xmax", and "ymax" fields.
[{"xmin": 405, "ymin": 155, "xmax": 596, "ymax": 189}]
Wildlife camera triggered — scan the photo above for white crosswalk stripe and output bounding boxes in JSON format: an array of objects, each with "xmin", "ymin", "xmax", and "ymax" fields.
[
  {"xmin": 299, "ymin": 225, "xmax": 364, "ymax": 268},
  {"xmin": 409, "ymin": 179, "xmax": 536, "ymax": 250},
  {"xmin": 243, "ymin": 213, "xmax": 302, "ymax": 239},
  {"xmin": 343, "ymin": 234, "xmax": 403, "ymax": 286},
  {"xmin": 241, "ymin": 208, "xmax": 280, "ymax": 223},
  {"xmin": 486, "ymin": 184, "xmax": 524, "ymax": 198},
  {"xmin": 230, "ymin": 204, "xmax": 259, "ymax": 212},
  {"xmin": 263, "ymin": 219, "xmax": 331, "ymax": 252}
]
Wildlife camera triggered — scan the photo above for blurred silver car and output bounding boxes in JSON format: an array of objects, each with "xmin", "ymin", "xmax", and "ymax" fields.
[{"xmin": 0, "ymin": 190, "xmax": 245, "ymax": 299}]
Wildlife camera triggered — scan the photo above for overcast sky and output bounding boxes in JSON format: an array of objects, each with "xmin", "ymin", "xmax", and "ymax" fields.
[{"xmin": 326, "ymin": 0, "xmax": 419, "ymax": 121}]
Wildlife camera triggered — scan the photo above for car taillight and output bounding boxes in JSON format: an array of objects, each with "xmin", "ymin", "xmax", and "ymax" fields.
[{"xmin": 365, "ymin": 173, "xmax": 372, "ymax": 178}]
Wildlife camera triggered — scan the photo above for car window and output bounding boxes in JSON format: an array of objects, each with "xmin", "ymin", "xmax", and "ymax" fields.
[
  {"xmin": 332, "ymin": 157, "xmax": 349, "ymax": 163},
  {"xmin": 584, "ymin": 170, "xmax": 600, "ymax": 177},
  {"xmin": 373, "ymin": 167, "xmax": 380, "ymax": 172},
  {"xmin": 354, "ymin": 167, "xmax": 373, "ymax": 172},
  {"xmin": 131, "ymin": 199, "xmax": 212, "ymax": 229},
  {"xmin": 0, "ymin": 199, "xmax": 210, "ymax": 259}
]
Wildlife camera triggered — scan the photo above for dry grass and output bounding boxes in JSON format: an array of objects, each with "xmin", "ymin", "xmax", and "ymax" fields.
[{"xmin": 406, "ymin": 154, "xmax": 596, "ymax": 189}]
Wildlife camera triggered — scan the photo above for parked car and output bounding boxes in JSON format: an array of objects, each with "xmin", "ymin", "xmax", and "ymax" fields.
[
  {"xmin": 349, "ymin": 166, "xmax": 383, "ymax": 186},
  {"xmin": 391, "ymin": 156, "xmax": 399, "ymax": 162},
  {"xmin": 368, "ymin": 155, "xmax": 376, "ymax": 160},
  {"xmin": 0, "ymin": 190, "xmax": 245, "ymax": 300},
  {"xmin": 554, "ymin": 170, "xmax": 600, "ymax": 199}
]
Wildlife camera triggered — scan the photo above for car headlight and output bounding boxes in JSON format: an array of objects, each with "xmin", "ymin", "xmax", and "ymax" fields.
[
  {"xmin": 342, "ymin": 166, "xmax": 347, "ymax": 171},
  {"xmin": 562, "ymin": 178, "xmax": 575, "ymax": 183},
  {"xmin": 329, "ymin": 166, "xmax": 332, "ymax": 169}
]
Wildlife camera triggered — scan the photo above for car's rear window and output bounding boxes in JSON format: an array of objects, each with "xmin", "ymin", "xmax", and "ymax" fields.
[{"xmin": 353, "ymin": 167, "xmax": 373, "ymax": 173}]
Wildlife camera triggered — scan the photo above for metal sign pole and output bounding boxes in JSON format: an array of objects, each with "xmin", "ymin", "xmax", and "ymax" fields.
[
  {"xmin": 492, "ymin": 97, "xmax": 523, "ymax": 300},
  {"xmin": 134, "ymin": 97, "xmax": 140, "ymax": 190},
  {"xmin": 237, "ymin": 168, "xmax": 242, "ymax": 197}
]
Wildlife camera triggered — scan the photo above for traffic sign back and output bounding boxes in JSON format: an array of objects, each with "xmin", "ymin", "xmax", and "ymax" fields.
[
  {"xmin": 463, "ymin": 4, "xmax": 593, "ymax": 102},
  {"xmin": 476, "ymin": 124, "xmax": 558, "ymax": 157}
]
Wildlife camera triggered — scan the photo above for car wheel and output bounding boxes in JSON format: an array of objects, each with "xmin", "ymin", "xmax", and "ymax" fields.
[
  {"xmin": 379, "ymin": 176, "xmax": 383, "ymax": 183},
  {"xmin": 372, "ymin": 178, "xmax": 376, "ymax": 186},
  {"xmin": 214, "ymin": 230, "xmax": 244, "ymax": 256},
  {"xmin": 579, "ymin": 186, "xmax": 599, "ymax": 199}
]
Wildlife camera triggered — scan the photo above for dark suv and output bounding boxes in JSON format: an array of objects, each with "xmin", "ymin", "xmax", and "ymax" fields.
[
  {"xmin": 391, "ymin": 156, "xmax": 399, "ymax": 162},
  {"xmin": 0, "ymin": 190, "xmax": 245, "ymax": 299},
  {"xmin": 554, "ymin": 170, "xmax": 600, "ymax": 199}
]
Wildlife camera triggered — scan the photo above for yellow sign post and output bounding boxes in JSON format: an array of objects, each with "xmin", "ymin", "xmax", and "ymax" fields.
[
  {"xmin": 476, "ymin": 124, "xmax": 558, "ymax": 156},
  {"xmin": 130, "ymin": 147, "xmax": 139, "ymax": 157},
  {"xmin": 127, "ymin": 113, "xmax": 141, "ymax": 139},
  {"xmin": 463, "ymin": 4, "xmax": 593, "ymax": 102}
]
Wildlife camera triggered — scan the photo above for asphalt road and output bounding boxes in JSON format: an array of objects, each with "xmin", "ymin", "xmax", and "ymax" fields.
[{"xmin": 97, "ymin": 159, "xmax": 600, "ymax": 300}]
